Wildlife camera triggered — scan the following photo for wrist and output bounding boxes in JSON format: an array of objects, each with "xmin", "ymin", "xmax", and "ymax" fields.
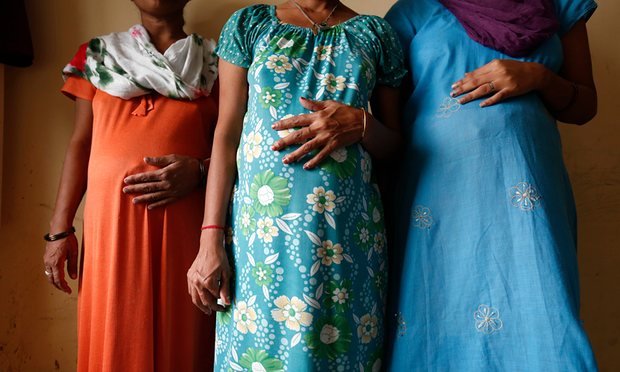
[{"xmin": 49, "ymin": 217, "xmax": 74, "ymax": 233}]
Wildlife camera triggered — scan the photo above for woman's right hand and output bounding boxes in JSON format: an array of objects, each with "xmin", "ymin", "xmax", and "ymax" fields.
[
  {"xmin": 187, "ymin": 231, "xmax": 232, "ymax": 314},
  {"xmin": 43, "ymin": 234, "xmax": 79, "ymax": 294}
]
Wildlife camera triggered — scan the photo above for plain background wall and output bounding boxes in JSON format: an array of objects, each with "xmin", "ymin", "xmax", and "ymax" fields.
[{"xmin": 0, "ymin": 0, "xmax": 617, "ymax": 370}]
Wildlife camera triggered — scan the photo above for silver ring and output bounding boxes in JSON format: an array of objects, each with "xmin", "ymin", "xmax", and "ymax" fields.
[
  {"xmin": 44, "ymin": 270, "xmax": 52, "ymax": 276},
  {"xmin": 488, "ymin": 81, "xmax": 496, "ymax": 92}
]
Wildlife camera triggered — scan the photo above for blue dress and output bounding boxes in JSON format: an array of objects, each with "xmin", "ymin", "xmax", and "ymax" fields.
[
  {"xmin": 384, "ymin": 0, "xmax": 598, "ymax": 370},
  {"xmin": 214, "ymin": 5, "xmax": 406, "ymax": 371}
]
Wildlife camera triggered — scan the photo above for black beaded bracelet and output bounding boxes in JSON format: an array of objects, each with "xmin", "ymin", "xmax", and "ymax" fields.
[{"xmin": 44, "ymin": 226, "xmax": 76, "ymax": 242}]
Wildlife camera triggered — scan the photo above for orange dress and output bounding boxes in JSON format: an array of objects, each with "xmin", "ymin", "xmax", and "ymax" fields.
[{"xmin": 62, "ymin": 76, "xmax": 216, "ymax": 372}]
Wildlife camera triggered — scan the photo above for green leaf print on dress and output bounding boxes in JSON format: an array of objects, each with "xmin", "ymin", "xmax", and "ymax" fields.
[
  {"xmin": 249, "ymin": 170, "xmax": 291, "ymax": 217},
  {"xmin": 305, "ymin": 315, "xmax": 353, "ymax": 360},
  {"xmin": 238, "ymin": 348, "xmax": 284, "ymax": 372},
  {"xmin": 321, "ymin": 146, "xmax": 357, "ymax": 179}
]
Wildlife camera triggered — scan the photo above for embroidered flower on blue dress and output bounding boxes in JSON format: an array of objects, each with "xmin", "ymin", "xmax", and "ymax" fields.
[
  {"xmin": 436, "ymin": 96, "xmax": 461, "ymax": 118},
  {"xmin": 395, "ymin": 312, "xmax": 407, "ymax": 337},
  {"xmin": 411, "ymin": 206, "xmax": 433, "ymax": 229},
  {"xmin": 474, "ymin": 304, "xmax": 503, "ymax": 334},
  {"xmin": 509, "ymin": 182, "xmax": 541, "ymax": 211}
]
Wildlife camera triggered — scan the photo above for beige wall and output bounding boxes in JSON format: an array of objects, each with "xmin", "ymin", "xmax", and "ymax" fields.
[{"xmin": 0, "ymin": 0, "xmax": 617, "ymax": 371}]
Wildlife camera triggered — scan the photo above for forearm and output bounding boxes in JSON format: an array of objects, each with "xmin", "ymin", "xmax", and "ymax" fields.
[
  {"xmin": 201, "ymin": 131, "xmax": 240, "ymax": 229},
  {"xmin": 361, "ymin": 113, "xmax": 403, "ymax": 160},
  {"xmin": 538, "ymin": 66, "xmax": 597, "ymax": 125},
  {"xmin": 49, "ymin": 140, "xmax": 90, "ymax": 231}
]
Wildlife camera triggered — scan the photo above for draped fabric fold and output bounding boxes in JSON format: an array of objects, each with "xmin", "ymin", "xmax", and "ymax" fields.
[{"xmin": 439, "ymin": 0, "xmax": 559, "ymax": 57}]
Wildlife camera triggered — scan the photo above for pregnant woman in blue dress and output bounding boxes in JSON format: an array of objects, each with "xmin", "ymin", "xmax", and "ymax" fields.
[
  {"xmin": 383, "ymin": 0, "xmax": 599, "ymax": 370},
  {"xmin": 186, "ymin": 1, "xmax": 406, "ymax": 370}
]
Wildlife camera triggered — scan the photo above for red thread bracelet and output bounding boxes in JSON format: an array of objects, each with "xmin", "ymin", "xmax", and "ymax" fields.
[{"xmin": 201, "ymin": 225, "xmax": 226, "ymax": 231}]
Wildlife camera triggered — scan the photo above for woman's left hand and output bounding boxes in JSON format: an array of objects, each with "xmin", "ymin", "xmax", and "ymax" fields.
[
  {"xmin": 451, "ymin": 59, "xmax": 547, "ymax": 107},
  {"xmin": 271, "ymin": 97, "xmax": 363, "ymax": 169},
  {"xmin": 123, "ymin": 155, "xmax": 202, "ymax": 209}
]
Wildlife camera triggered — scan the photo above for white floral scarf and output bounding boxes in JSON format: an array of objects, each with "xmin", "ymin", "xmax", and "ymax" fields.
[{"xmin": 63, "ymin": 25, "xmax": 217, "ymax": 100}]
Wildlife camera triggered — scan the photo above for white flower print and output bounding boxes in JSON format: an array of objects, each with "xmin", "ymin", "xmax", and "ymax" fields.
[
  {"xmin": 234, "ymin": 301, "xmax": 258, "ymax": 334},
  {"xmin": 316, "ymin": 240, "xmax": 344, "ymax": 266},
  {"xmin": 357, "ymin": 314, "xmax": 378, "ymax": 344},
  {"xmin": 320, "ymin": 73, "xmax": 347, "ymax": 94},
  {"xmin": 306, "ymin": 186, "xmax": 336, "ymax": 213},
  {"xmin": 373, "ymin": 232, "xmax": 385, "ymax": 253},
  {"xmin": 331, "ymin": 287, "xmax": 349, "ymax": 305},
  {"xmin": 509, "ymin": 182, "xmax": 541, "ymax": 211},
  {"xmin": 314, "ymin": 45, "xmax": 334, "ymax": 61},
  {"xmin": 243, "ymin": 131, "xmax": 263, "ymax": 162},
  {"xmin": 277, "ymin": 114, "xmax": 296, "ymax": 138},
  {"xmin": 329, "ymin": 147, "xmax": 348, "ymax": 163},
  {"xmin": 271, "ymin": 295, "xmax": 313, "ymax": 331},
  {"xmin": 256, "ymin": 217, "xmax": 279, "ymax": 243},
  {"xmin": 241, "ymin": 210, "xmax": 252, "ymax": 229},
  {"xmin": 474, "ymin": 304, "xmax": 503, "ymax": 334},
  {"xmin": 266, "ymin": 55, "xmax": 293, "ymax": 74},
  {"xmin": 358, "ymin": 227, "xmax": 370, "ymax": 245},
  {"xmin": 361, "ymin": 152, "xmax": 372, "ymax": 183},
  {"xmin": 320, "ymin": 324, "xmax": 340, "ymax": 344},
  {"xmin": 412, "ymin": 205, "xmax": 433, "ymax": 229},
  {"xmin": 437, "ymin": 96, "xmax": 461, "ymax": 118}
]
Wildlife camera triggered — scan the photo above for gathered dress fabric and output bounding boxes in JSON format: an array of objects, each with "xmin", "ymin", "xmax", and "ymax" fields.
[
  {"xmin": 214, "ymin": 5, "xmax": 406, "ymax": 371},
  {"xmin": 384, "ymin": 0, "xmax": 598, "ymax": 371},
  {"xmin": 61, "ymin": 74, "xmax": 217, "ymax": 371}
]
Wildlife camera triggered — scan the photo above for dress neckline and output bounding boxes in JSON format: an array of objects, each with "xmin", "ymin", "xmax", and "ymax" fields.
[{"xmin": 269, "ymin": 4, "xmax": 364, "ymax": 33}]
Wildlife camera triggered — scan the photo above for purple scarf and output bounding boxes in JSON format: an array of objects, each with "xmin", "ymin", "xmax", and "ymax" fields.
[{"xmin": 439, "ymin": 0, "xmax": 559, "ymax": 57}]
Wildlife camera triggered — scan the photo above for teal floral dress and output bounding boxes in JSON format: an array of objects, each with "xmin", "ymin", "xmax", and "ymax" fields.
[{"xmin": 215, "ymin": 5, "xmax": 406, "ymax": 371}]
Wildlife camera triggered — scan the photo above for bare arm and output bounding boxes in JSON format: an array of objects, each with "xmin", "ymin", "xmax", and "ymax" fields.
[
  {"xmin": 451, "ymin": 20, "xmax": 597, "ymax": 125},
  {"xmin": 187, "ymin": 60, "xmax": 248, "ymax": 314},
  {"xmin": 43, "ymin": 98, "xmax": 93, "ymax": 294}
]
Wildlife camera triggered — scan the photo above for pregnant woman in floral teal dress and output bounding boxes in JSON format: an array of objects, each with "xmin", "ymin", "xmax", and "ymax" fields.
[{"xmin": 186, "ymin": 1, "xmax": 405, "ymax": 370}]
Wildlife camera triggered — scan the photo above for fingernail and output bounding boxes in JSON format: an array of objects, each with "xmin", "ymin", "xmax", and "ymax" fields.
[
  {"xmin": 450, "ymin": 91, "xmax": 456, "ymax": 97},
  {"xmin": 283, "ymin": 157, "xmax": 289, "ymax": 164},
  {"xmin": 147, "ymin": 205, "xmax": 153, "ymax": 210},
  {"xmin": 451, "ymin": 83, "xmax": 458, "ymax": 89},
  {"xmin": 122, "ymin": 188, "xmax": 128, "ymax": 193},
  {"xmin": 303, "ymin": 163, "xmax": 309, "ymax": 170},
  {"xmin": 480, "ymin": 102, "xmax": 487, "ymax": 107}
]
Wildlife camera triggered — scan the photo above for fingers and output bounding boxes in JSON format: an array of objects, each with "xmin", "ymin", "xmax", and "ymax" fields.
[
  {"xmin": 480, "ymin": 89, "xmax": 510, "ymax": 107},
  {"xmin": 451, "ymin": 71, "xmax": 494, "ymax": 98},
  {"xmin": 189, "ymin": 286, "xmax": 212, "ymax": 315},
  {"xmin": 456, "ymin": 82, "xmax": 496, "ymax": 105},
  {"xmin": 144, "ymin": 154, "xmax": 177, "ymax": 167},
  {"xmin": 219, "ymin": 271, "xmax": 232, "ymax": 306},
  {"xmin": 299, "ymin": 97, "xmax": 327, "ymax": 111},
  {"xmin": 272, "ymin": 127, "xmax": 313, "ymax": 151},
  {"xmin": 124, "ymin": 171, "xmax": 163, "ymax": 185},
  {"xmin": 282, "ymin": 138, "xmax": 322, "ymax": 164},
  {"xmin": 272, "ymin": 112, "xmax": 317, "ymax": 131},
  {"xmin": 123, "ymin": 181, "xmax": 169, "ymax": 195},
  {"xmin": 67, "ymin": 241, "xmax": 78, "ymax": 280},
  {"xmin": 51, "ymin": 263, "xmax": 71, "ymax": 294},
  {"xmin": 303, "ymin": 142, "xmax": 338, "ymax": 170}
]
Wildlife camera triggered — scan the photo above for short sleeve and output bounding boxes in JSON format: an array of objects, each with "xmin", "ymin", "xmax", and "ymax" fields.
[
  {"xmin": 61, "ymin": 43, "xmax": 96, "ymax": 101},
  {"xmin": 554, "ymin": 0, "xmax": 597, "ymax": 36},
  {"xmin": 370, "ymin": 17, "xmax": 408, "ymax": 88},
  {"xmin": 215, "ymin": 5, "xmax": 272, "ymax": 68},
  {"xmin": 62, "ymin": 76, "xmax": 96, "ymax": 101},
  {"xmin": 384, "ymin": 0, "xmax": 416, "ymax": 61}
]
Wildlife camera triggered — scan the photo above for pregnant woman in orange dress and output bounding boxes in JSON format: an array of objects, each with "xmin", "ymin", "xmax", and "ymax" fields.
[{"xmin": 42, "ymin": 0, "xmax": 218, "ymax": 370}]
